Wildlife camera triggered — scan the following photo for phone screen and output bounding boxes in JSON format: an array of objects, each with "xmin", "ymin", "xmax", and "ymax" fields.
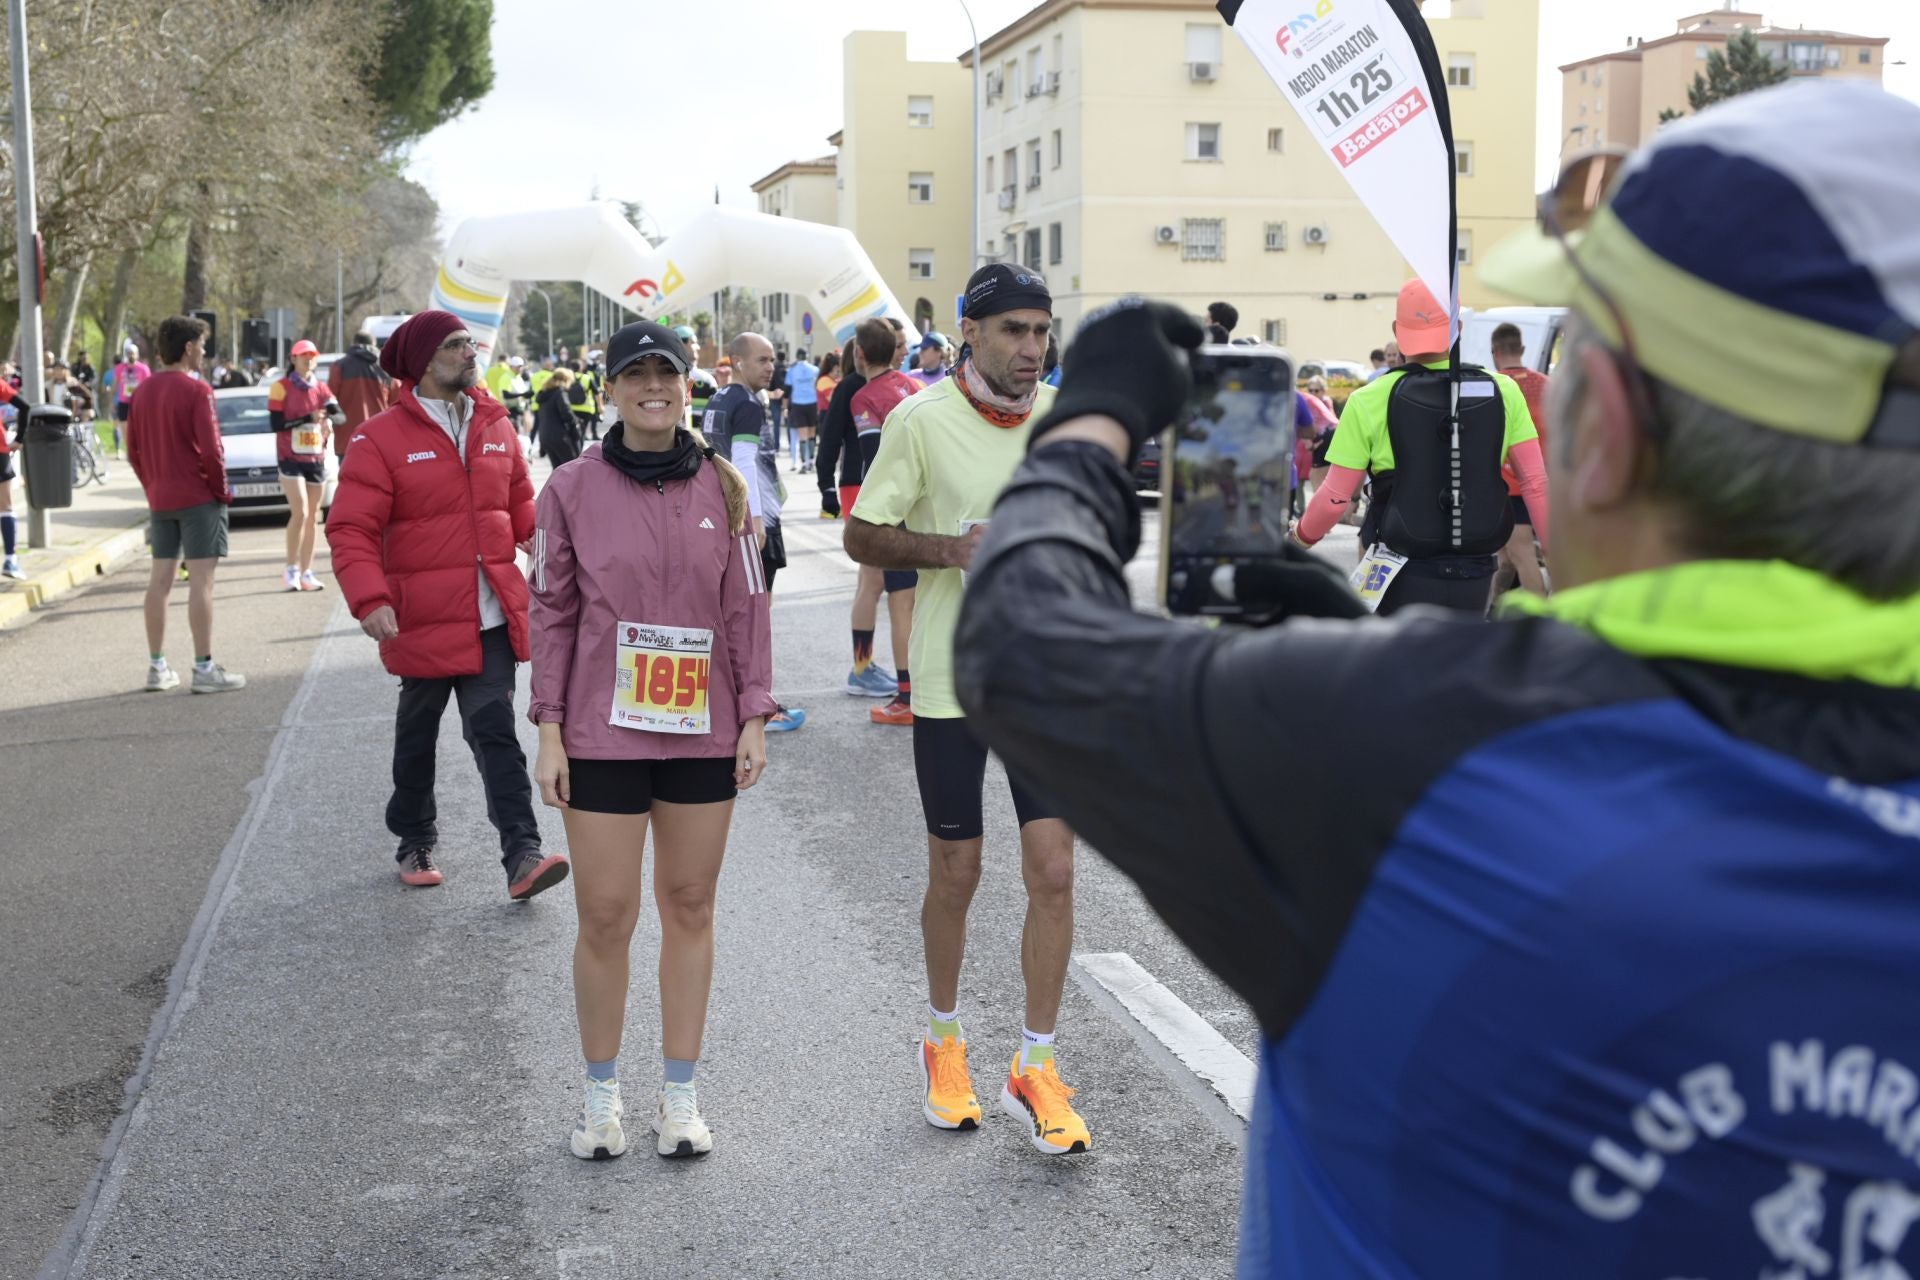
[{"xmin": 1160, "ymin": 348, "xmax": 1299, "ymax": 619}]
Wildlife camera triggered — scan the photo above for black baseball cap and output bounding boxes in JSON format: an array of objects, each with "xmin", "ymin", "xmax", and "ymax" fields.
[
  {"xmin": 605, "ymin": 321, "xmax": 690, "ymax": 379},
  {"xmin": 963, "ymin": 264, "xmax": 1052, "ymax": 320}
]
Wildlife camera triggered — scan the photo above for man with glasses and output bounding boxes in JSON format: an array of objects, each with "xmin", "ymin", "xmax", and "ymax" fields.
[
  {"xmin": 951, "ymin": 81, "xmax": 1920, "ymax": 1274},
  {"xmin": 328, "ymin": 310, "xmax": 565, "ymax": 901}
]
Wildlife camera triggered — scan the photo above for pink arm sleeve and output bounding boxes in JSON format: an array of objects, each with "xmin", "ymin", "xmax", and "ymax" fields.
[
  {"xmin": 1297, "ymin": 465, "xmax": 1366, "ymax": 546},
  {"xmin": 1509, "ymin": 438, "xmax": 1550, "ymax": 551}
]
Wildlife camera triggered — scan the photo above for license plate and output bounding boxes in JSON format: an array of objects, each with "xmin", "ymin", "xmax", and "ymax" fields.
[{"xmin": 233, "ymin": 482, "xmax": 281, "ymax": 498}]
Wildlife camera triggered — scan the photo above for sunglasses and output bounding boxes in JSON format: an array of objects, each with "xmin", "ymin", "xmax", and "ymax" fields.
[{"xmin": 1540, "ymin": 148, "xmax": 1662, "ymax": 438}]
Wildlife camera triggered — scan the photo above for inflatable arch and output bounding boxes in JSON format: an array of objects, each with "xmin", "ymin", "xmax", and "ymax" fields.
[{"xmin": 428, "ymin": 203, "xmax": 918, "ymax": 362}]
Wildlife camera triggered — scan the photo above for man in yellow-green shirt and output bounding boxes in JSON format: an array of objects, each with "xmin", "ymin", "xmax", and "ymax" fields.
[{"xmin": 845, "ymin": 263, "xmax": 1091, "ymax": 1156}]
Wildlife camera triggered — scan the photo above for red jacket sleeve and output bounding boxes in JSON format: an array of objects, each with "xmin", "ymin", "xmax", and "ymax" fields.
[
  {"xmin": 509, "ymin": 446, "xmax": 536, "ymax": 545},
  {"xmin": 195, "ymin": 383, "xmax": 229, "ymax": 504},
  {"xmin": 526, "ymin": 481, "xmax": 579, "ymax": 725},
  {"xmin": 724, "ymin": 524, "xmax": 778, "ymax": 727},
  {"xmin": 325, "ymin": 435, "xmax": 397, "ymax": 619}
]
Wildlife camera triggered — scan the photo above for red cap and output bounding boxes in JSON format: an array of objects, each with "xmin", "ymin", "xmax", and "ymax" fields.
[
  {"xmin": 290, "ymin": 340, "xmax": 320, "ymax": 358},
  {"xmin": 1394, "ymin": 280, "xmax": 1452, "ymax": 356}
]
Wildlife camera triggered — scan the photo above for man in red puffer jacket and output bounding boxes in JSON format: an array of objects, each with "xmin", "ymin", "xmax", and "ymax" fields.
[{"xmin": 327, "ymin": 310, "xmax": 569, "ymax": 901}]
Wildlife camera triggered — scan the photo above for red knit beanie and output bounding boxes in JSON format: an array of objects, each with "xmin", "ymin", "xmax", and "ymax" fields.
[{"xmin": 378, "ymin": 310, "xmax": 466, "ymax": 384}]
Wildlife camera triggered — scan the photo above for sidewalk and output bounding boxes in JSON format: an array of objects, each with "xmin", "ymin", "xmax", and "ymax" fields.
[{"xmin": 0, "ymin": 461, "xmax": 152, "ymax": 629}]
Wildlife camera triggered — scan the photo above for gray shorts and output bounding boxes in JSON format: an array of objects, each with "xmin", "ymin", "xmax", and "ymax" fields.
[{"xmin": 150, "ymin": 502, "xmax": 229, "ymax": 561}]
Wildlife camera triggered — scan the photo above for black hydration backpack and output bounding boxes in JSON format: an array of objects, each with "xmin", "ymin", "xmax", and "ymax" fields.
[{"xmin": 1375, "ymin": 363, "xmax": 1516, "ymax": 559}]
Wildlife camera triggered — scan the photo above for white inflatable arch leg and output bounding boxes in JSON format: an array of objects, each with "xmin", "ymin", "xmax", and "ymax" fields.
[{"xmin": 430, "ymin": 203, "xmax": 919, "ymax": 361}]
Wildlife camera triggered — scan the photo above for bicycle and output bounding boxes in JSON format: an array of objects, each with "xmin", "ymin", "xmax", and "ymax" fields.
[{"xmin": 70, "ymin": 419, "xmax": 108, "ymax": 488}]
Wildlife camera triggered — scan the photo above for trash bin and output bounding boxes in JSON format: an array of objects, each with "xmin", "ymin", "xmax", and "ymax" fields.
[{"xmin": 22, "ymin": 404, "xmax": 75, "ymax": 510}]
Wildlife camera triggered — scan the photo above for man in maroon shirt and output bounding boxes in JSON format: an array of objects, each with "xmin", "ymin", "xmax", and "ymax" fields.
[{"xmin": 125, "ymin": 314, "xmax": 245, "ymax": 694}]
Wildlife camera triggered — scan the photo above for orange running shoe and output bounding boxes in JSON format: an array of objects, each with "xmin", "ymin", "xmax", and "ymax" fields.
[
  {"xmin": 920, "ymin": 1036, "xmax": 982, "ymax": 1130},
  {"xmin": 1001, "ymin": 1054, "xmax": 1091, "ymax": 1154},
  {"xmin": 870, "ymin": 697, "xmax": 913, "ymax": 726}
]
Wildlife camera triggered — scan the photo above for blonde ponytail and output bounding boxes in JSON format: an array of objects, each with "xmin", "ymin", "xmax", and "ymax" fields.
[{"xmin": 689, "ymin": 427, "xmax": 751, "ymax": 536}]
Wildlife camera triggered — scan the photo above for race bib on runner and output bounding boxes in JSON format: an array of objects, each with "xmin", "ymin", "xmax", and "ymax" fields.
[
  {"xmin": 1348, "ymin": 544, "xmax": 1410, "ymax": 613},
  {"xmin": 610, "ymin": 622, "xmax": 713, "ymax": 735},
  {"xmin": 292, "ymin": 424, "xmax": 326, "ymax": 456}
]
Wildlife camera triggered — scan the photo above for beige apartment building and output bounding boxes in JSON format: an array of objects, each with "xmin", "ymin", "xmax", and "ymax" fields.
[
  {"xmin": 961, "ymin": 0, "xmax": 1539, "ymax": 360},
  {"xmin": 1561, "ymin": 8, "xmax": 1888, "ymax": 154},
  {"xmin": 751, "ymin": 31, "xmax": 972, "ymax": 356}
]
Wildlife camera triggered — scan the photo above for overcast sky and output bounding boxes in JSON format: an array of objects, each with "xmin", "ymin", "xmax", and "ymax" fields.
[{"xmin": 404, "ymin": 0, "xmax": 1920, "ymax": 237}]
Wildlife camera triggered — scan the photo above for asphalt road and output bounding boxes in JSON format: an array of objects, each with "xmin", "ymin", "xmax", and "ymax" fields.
[
  {"xmin": 6, "ymin": 459, "xmax": 1361, "ymax": 1279},
  {"xmin": 0, "ymin": 511, "xmax": 342, "ymax": 1278}
]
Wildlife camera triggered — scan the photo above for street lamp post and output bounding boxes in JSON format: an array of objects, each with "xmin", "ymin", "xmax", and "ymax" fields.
[
  {"xmin": 10, "ymin": 0, "xmax": 49, "ymax": 548},
  {"xmin": 526, "ymin": 285, "xmax": 556, "ymax": 358},
  {"xmin": 959, "ymin": 0, "xmax": 983, "ymax": 272}
]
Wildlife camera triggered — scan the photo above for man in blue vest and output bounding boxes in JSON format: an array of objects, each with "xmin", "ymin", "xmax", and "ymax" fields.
[{"xmin": 954, "ymin": 81, "xmax": 1920, "ymax": 1277}]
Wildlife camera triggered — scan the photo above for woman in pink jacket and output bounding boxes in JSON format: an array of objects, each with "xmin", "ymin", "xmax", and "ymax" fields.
[{"xmin": 528, "ymin": 320, "xmax": 775, "ymax": 1164}]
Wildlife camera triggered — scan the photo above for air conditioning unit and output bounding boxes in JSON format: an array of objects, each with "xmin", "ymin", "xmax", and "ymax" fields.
[
  {"xmin": 1153, "ymin": 224, "xmax": 1179, "ymax": 246},
  {"xmin": 1045, "ymin": 70, "xmax": 1061, "ymax": 94},
  {"xmin": 1304, "ymin": 224, "xmax": 1332, "ymax": 246},
  {"xmin": 1189, "ymin": 61, "xmax": 1217, "ymax": 82},
  {"xmin": 1026, "ymin": 174, "xmax": 1042, "ymax": 190},
  {"xmin": 998, "ymin": 188, "xmax": 1017, "ymax": 211}
]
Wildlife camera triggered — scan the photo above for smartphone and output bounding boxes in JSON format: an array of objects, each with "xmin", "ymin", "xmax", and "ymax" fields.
[{"xmin": 1159, "ymin": 345, "xmax": 1300, "ymax": 621}]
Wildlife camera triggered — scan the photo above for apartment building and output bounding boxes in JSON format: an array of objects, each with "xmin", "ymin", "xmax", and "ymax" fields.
[
  {"xmin": 1561, "ymin": 8, "xmax": 1888, "ymax": 154},
  {"xmin": 962, "ymin": 0, "xmax": 1540, "ymax": 360},
  {"xmin": 750, "ymin": 31, "xmax": 973, "ymax": 356}
]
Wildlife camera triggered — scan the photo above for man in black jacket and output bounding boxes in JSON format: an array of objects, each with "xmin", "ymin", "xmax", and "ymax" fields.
[{"xmin": 955, "ymin": 82, "xmax": 1920, "ymax": 1278}]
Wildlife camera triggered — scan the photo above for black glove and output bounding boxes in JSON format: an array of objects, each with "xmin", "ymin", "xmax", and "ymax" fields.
[
  {"xmin": 1230, "ymin": 544, "xmax": 1369, "ymax": 623},
  {"xmin": 820, "ymin": 486, "xmax": 841, "ymax": 518},
  {"xmin": 1029, "ymin": 298, "xmax": 1205, "ymax": 464}
]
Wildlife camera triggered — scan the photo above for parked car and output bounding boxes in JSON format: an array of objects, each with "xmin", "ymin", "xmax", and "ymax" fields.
[{"xmin": 214, "ymin": 385, "xmax": 338, "ymax": 516}]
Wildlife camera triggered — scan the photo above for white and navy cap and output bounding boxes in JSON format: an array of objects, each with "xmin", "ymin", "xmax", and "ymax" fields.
[
  {"xmin": 605, "ymin": 321, "xmax": 690, "ymax": 379},
  {"xmin": 1488, "ymin": 80, "xmax": 1920, "ymax": 450}
]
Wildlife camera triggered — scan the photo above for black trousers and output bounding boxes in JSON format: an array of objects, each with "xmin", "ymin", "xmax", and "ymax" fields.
[{"xmin": 385, "ymin": 626, "xmax": 539, "ymax": 862}]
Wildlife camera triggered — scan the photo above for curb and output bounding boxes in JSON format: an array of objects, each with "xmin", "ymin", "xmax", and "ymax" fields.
[{"xmin": 0, "ymin": 522, "xmax": 148, "ymax": 630}]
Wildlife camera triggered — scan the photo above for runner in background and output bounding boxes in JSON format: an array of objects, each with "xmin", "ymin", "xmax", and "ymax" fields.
[
  {"xmin": 1491, "ymin": 322, "xmax": 1552, "ymax": 597},
  {"xmin": 808, "ymin": 352, "xmax": 839, "ymax": 476},
  {"xmin": 785, "ymin": 348, "xmax": 819, "ymax": 471},
  {"xmin": 328, "ymin": 331, "xmax": 393, "ymax": 463},
  {"xmin": 838, "ymin": 317, "xmax": 920, "ymax": 713},
  {"xmin": 268, "ymin": 340, "xmax": 346, "ymax": 593},
  {"xmin": 813, "ymin": 338, "xmax": 863, "ymax": 521},
  {"xmin": 110, "ymin": 341, "xmax": 151, "ymax": 458},
  {"xmin": 908, "ymin": 333, "xmax": 952, "ymax": 389},
  {"xmin": 0, "ymin": 378, "xmax": 26, "ymax": 579}
]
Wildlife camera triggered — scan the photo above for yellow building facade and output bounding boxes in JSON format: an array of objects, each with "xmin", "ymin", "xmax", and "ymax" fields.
[
  {"xmin": 1561, "ymin": 10, "xmax": 1887, "ymax": 155},
  {"xmin": 958, "ymin": 0, "xmax": 1538, "ymax": 362}
]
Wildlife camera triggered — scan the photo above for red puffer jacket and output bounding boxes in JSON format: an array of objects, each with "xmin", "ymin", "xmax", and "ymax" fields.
[{"xmin": 326, "ymin": 385, "xmax": 535, "ymax": 678}]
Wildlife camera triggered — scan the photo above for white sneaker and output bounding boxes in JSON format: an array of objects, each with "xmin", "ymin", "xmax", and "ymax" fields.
[
  {"xmin": 299, "ymin": 570, "xmax": 325, "ymax": 592},
  {"xmin": 282, "ymin": 565, "xmax": 300, "ymax": 591},
  {"xmin": 1, "ymin": 555, "xmax": 23, "ymax": 580},
  {"xmin": 144, "ymin": 665, "xmax": 180, "ymax": 693},
  {"xmin": 190, "ymin": 663, "xmax": 247, "ymax": 694},
  {"xmin": 654, "ymin": 1082, "xmax": 713, "ymax": 1158},
  {"xmin": 570, "ymin": 1077, "xmax": 626, "ymax": 1161}
]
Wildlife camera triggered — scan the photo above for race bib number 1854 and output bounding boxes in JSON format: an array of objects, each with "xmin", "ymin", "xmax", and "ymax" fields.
[{"xmin": 611, "ymin": 622, "xmax": 713, "ymax": 735}]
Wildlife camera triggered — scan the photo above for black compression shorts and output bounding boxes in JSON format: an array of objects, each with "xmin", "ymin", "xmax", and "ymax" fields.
[
  {"xmin": 278, "ymin": 458, "xmax": 326, "ymax": 485},
  {"xmin": 565, "ymin": 756, "xmax": 738, "ymax": 814},
  {"xmin": 790, "ymin": 402, "xmax": 819, "ymax": 429},
  {"xmin": 912, "ymin": 715, "xmax": 1057, "ymax": 842}
]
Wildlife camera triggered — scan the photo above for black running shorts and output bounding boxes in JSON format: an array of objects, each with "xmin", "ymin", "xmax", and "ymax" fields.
[
  {"xmin": 912, "ymin": 715, "xmax": 1057, "ymax": 842},
  {"xmin": 0, "ymin": 450, "xmax": 14, "ymax": 484},
  {"xmin": 278, "ymin": 458, "xmax": 327, "ymax": 485},
  {"xmin": 790, "ymin": 402, "xmax": 819, "ymax": 429},
  {"xmin": 565, "ymin": 756, "xmax": 738, "ymax": 814},
  {"xmin": 761, "ymin": 523, "xmax": 787, "ymax": 592}
]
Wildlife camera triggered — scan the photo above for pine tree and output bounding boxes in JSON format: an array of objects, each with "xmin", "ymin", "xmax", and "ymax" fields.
[{"xmin": 1667, "ymin": 28, "xmax": 1791, "ymax": 121}]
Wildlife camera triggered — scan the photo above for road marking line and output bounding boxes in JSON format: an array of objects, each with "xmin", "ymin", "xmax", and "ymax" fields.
[{"xmin": 1074, "ymin": 951, "xmax": 1256, "ymax": 1123}]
